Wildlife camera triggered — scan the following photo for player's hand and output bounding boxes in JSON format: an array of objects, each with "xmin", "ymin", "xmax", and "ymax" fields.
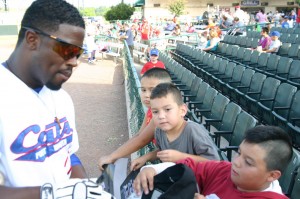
[
  {"xmin": 40, "ymin": 178, "xmax": 115, "ymax": 199},
  {"xmin": 130, "ymin": 157, "xmax": 147, "ymax": 171},
  {"xmin": 98, "ymin": 155, "xmax": 114, "ymax": 171},
  {"xmin": 133, "ymin": 167, "xmax": 156, "ymax": 196},
  {"xmin": 157, "ymin": 149, "xmax": 184, "ymax": 162}
]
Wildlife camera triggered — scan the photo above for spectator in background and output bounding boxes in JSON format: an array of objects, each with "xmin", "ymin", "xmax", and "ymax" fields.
[
  {"xmin": 232, "ymin": 17, "xmax": 245, "ymax": 36},
  {"xmin": 141, "ymin": 19, "xmax": 151, "ymax": 45},
  {"xmin": 273, "ymin": 10, "xmax": 282, "ymax": 26},
  {"xmin": 259, "ymin": 31, "xmax": 281, "ymax": 53},
  {"xmin": 281, "ymin": 16, "xmax": 290, "ymax": 29},
  {"xmin": 185, "ymin": 22, "xmax": 195, "ymax": 33},
  {"xmin": 172, "ymin": 24, "xmax": 181, "ymax": 36},
  {"xmin": 120, "ymin": 23, "xmax": 134, "ymax": 57},
  {"xmin": 140, "ymin": 49, "xmax": 165, "ymax": 75},
  {"xmin": 234, "ymin": 5, "xmax": 246, "ymax": 24},
  {"xmin": 201, "ymin": 29, "xmax": 220, "ymax": 51},
  {"xmin": 85, "ymin": 32, "xmax": 97, "ymax": 63},
  {"xmin": 256, "ymin": 9, "xmax": 268, "ymax": 25},
  {"xmin": 290, "ymin": 10, "xmax": 297, "ymax": 22},
  {"xmin": 297, "ymin": 10, "xmax": 300, "ymax": 28},
  {"xmin": 255, "ymin": 27, "xmax": 272, "ymax": 51},
  {"xmin": 287, "ymin": 16, "xmax": 294, "ymax": 28},
  {"xmin": 220, "ymin": 15, "xmax": 232, "ymax": 29}
]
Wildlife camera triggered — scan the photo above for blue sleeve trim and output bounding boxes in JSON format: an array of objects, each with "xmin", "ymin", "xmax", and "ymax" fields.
[{"xmin": 70, "ymin": 154, "xmax": 82, "ymax": 166}]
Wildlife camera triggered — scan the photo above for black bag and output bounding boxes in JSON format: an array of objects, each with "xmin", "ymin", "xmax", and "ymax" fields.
[{"xmin": 142, "ymin": 164, "xmax": 198, "ymax": 199}]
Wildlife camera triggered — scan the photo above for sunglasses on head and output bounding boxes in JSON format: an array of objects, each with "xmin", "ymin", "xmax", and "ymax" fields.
[{"xmin": 22, "ymin": 26, "xmax": 84, "ymax": 60}]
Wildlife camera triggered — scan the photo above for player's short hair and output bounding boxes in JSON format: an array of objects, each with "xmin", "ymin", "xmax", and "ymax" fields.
[
  {"xmin": 17, "ymin": 0, "xmax": 85, "ymax": 46},
  {"xmin": 150, "ymin": 83, "xmax": 183, "ymax": 105},
  {"xmin": 141, "ymin": 68, "xmax": 171, "ymax": 83},
  {"xmin": 244, "ymin": 125, "xmax": 293, "ymax": 173}
]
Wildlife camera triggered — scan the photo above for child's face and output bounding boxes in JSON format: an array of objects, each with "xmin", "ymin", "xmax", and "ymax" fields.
[
  {"xmin": 231, "ymin": 141, "xmax": 276, "ymax": 192},
  {"xmin": 150, "ymin": 93, "xmax": 187, "ymax": 133},
  {"xmin": 140, "ymin": 77, "xmax": 162, "ymax": 108},
  {"xmin": 150, "ymin": 54, "xmax": 158, "ymax": 62}
]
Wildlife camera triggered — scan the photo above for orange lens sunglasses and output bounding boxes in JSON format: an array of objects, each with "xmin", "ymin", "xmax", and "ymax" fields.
[{"xmin": 22, "ymin": 26, "xmax": 84, "ymax": 60}]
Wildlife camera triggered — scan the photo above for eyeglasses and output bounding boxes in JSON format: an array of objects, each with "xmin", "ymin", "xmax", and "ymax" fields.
[{"xmin": 22, "ymin": 26, "xmax": 84, "ymax": 60}]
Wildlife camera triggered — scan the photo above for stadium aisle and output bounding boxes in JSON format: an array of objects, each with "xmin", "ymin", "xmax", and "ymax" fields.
[{"xmin": 63, "ymin": 56, "xmax": 129, "ymax": 178}]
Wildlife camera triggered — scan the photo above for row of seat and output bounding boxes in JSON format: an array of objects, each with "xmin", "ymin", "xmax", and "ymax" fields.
[
  {"xmin": 159, "ymin": 50, "xmax": 300, "ymax": 199},
  {"xmin": 270, "ymin": 26, "xmax": 300, "ymax": 34},
  {"xmin": 214, "ymin": 43, "xmax": 300, "ymax": 85},
  {"xmin": 172, "ymin": 44, "xmax": 300, "ymax": 151},
  {"xmin": 180, "ymin": 43, "xmax": 300, "ymax": 88}
]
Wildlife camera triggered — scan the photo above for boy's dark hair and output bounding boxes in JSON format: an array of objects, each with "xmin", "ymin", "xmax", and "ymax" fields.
[
  {"xmin": 262, "ymin": 27, "xmax": 269, "ymax": 34},
  {"xmin": 141, "ymin": 68, "xmax": 171, "ymax": 82},
  {"xmin": 244, "ymin": 125, "xmax": 293, "ymax": 173},
  {"xmin": 150, "ymin": 83, "xmax": 183, "ymax": 105},
  {"xmin": 17, "ymin": 0, "xmax": 85, "ymax": 46}
]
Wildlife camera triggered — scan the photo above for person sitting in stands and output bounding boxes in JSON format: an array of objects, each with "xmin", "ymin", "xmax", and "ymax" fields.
[
  {"xmin": 255, "ymin": 27, "xmax": 272, "ymax": 51},
  {"xmin": 259, "ymin": 31, "xmax": 281, "ymax": 54}
]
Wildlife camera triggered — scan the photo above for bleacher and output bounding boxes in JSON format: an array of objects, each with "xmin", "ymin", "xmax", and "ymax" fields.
[{"xmin": 161, "ymin": 26, "xmax": 300, "ymax": 198}]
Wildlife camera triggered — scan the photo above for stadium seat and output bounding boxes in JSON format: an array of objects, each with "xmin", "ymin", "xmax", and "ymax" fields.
[
  {"xmin": 279, "ymin": 149, "xmax": 300, "ymax": 197},
  {"xmin": 287, "ymin": 60, "xmax": 300, "ymax": 88},
  {"xmin": 205, "ymin": 102, "xmax": 241, "ymax": 137},
  {"xmin": 188, "ymin": 87, "xmax": 218, "ymax": 118},
  {"xmin": 290, "ymin": 167, "xmax": 300, "ymax": 199},
  {"xmin": 274, "ymin": 57, "xmax": 293, "ymax": 81},
  {"xmin": 216, "ymin": 111, "xmax": 257, "ymax": 161},
  {"xmin": 192, "ymin": 93, "xmax": 230, "ymax": 124},
  {"xmin": 185, "ymin": 81, "xmax": 209, "ymax": 108},
  {"xmin": 244, "ymin": 77, "xmax": 281, "ymax": 116},
  {"xmin": 242, "ymin": 50, "xmax": 260, "ymax": 66},
  {"xmin": 287, "ymin": 44, "xmax": 300, "ymax": 59},
  {"xmin": 227, "ymin": 68, "xmax": 255, "ymax": 101},
  {"xmin": 278, "ymin": 43, "xmax": 292, "ymax": 57},
  {"xmin": 231, "ymin": 72, "xmax": 266, "ymax": 105},
  {"xmin": 258, "ymin": 83, "xmax": 297, "ymax": 124},
  {"xmin": 248, "ymin": 52, "xmax": 269, "ymax": 71},
  {"xmin": 255, "ymin": 53, "xmax": 280, "ymax": 74}
]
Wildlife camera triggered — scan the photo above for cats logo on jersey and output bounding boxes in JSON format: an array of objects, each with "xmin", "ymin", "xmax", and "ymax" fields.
[{"xmin": 10, "ymin": 117, "xmax": 73, "ymax": 162}]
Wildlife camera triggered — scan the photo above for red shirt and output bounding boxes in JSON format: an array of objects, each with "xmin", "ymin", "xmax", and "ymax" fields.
[
  {"xmin": 146, "ymin": 108, "xmax": 156, "ymax": 144},
  {"xmin": 140, "ymin": 61, "xmax": 165, "ymax": 75},
  {"xmin": 177, "ymin": 158, "xmax": 288, "ymax": 199}
]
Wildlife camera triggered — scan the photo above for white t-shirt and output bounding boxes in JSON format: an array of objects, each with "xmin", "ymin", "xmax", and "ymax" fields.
[
  {"xmin": 268, "ymin": 40, "xmax": 281, "ymax": 53},
  {"xmin": 0, "ymin": 64, "xmax": 79, "ymax": 187}
]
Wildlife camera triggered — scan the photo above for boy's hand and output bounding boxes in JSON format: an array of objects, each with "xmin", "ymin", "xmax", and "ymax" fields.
[
  {"xmin": 133, "ymin": 167, "xmax": 156, "ymax": 196},
  {"xmin": 157, "ymin": 149, "xmax": 184, "ymax": 162},
  {"xmin": 130, "ymin": 157, "xmax": 147, "ymax": 171},
  {"xmin": 98, "ymin": 155, "xmax": 114, "ymax": 171},
  {"xmin": 194, "ymin": 193, "xmax": 206, "ymax": 199}
]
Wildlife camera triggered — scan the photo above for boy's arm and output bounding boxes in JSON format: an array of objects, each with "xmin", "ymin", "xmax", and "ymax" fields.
[
  {"xmin": 98, "ymin": 119, "xmax": 156, "ymax": 170},
  {"xmin": 130, "ymin": 150, "xmax": 158, "ymax": 171},
  {"xmin": 0, "ymin": 186, "xmax": 40, "ymax": 199},
  {"xmin": 157, "ymin": 150, "xmax": 209, "ymax": 163}
]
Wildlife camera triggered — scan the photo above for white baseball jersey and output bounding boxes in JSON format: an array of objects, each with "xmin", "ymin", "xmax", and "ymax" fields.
[{"xmin": 0, "ymin": 64, "xmax": 79, "ymax": 187}]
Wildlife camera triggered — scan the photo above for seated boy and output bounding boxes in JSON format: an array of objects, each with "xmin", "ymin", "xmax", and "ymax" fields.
[
  {"xmin": 98, "ymin": 68, "xmax": 172, "ymax": 170},
  {"xmin": 133, "ymin": 125, "xmax": 293, "ymax": 199},
  {"xmin": 130, "ymin": 83, "xmax": 219, "ymax": 171}
]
